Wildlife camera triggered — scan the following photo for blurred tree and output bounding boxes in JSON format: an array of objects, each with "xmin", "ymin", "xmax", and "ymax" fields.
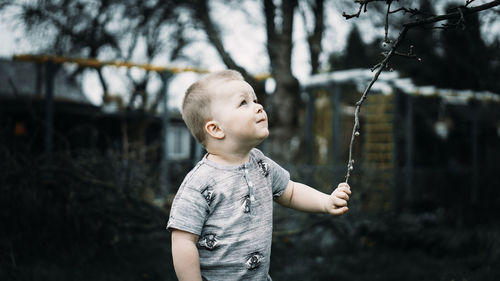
[
  {"xmin": 3, "ymin": 0, "xmax": 499, "ymax": 161},
  {"xmin": 184, "ymin": 0, "xmax": 331, "ymax": 161},
  {"xmin": 390, "ymin": 0, "xmax": 443, "ymax": 86},
  {"xmin": 2, "ymin": 0, "xmax": 188, "ymax": 112},
  {"xmin": 262, "ymin": 0, "xmax": 300, "ymax": 160},
  {"xmin": 392, "ymin": 0, "xmax": 499, "ymax": 93},
  {"xmin": 2, "ymin": 0, "xmax": 331, "ymax": 161},
  {"xmin": 333, "ymin": 0, "xmax": 500, "ymax": 94},
  {"xmin": 182, "ymin": 0, "xmax": 267, "ymax": 103},
  {"xmin": 329, "ymin": 24, "xmax": 379, "ymax": 70},
  {"xmin": 300, "ymin": 0, "xmax": 325, "ymax": 75},
  {"xmin": 437, "ymin": 3, "xmax": 499, "ymax": 92}
]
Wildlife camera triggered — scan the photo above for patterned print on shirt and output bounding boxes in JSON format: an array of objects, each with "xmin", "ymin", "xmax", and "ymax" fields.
[
  {"xmin": 245, "ymin": 252, "xmax": 263, "ymax": 270},
  {"xmin": 257, "ymin": 160, "xmax": 270, "ymax": 177},
  {"xmin": 198, "ymin": 233, "xmax": 218, "ymax": 250},
  {"xmin": 242, "ymin": 195, "xmax": 251, "ymax": 213},
  {"xmin": 200, "ymin": 185, "xmax": 215, "ymax": 206}
]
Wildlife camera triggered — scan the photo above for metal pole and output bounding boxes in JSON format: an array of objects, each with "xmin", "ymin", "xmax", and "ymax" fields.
[
  {"xmin": 471, "ymin": 100, "xmax": 479, "ymax": 205},
  {"xmin": 44, "ymin": 61, "xmax": 56, "ymax": 154},
  {"xmin": 159, "ymin": 71, "xmax": 173, "ymax": 196},
  {"xmin": 304, "ymin": 88, "xmax": 315, "ymax": 186}
]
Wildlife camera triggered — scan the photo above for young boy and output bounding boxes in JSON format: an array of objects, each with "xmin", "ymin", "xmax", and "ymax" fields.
[{"xmin": 167, "ymin": 70, "xmax": 351, "ymax": 281}]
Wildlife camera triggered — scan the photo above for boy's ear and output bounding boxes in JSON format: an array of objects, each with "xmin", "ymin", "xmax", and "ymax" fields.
[{"xmin": 205, "ymin": 120, "xmax": 225, "ymax": 140}]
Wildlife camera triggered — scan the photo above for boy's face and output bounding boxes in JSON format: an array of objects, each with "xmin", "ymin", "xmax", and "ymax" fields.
[{"xmin": 209, "ymin": 80, "xmax": 269, "ymax": 146}]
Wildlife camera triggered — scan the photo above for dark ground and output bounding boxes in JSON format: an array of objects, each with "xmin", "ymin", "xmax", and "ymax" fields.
[
  {"xmin": 270, "ymin": 214, "xmax": 500, "ymax": 281},
  {"xmin": 1, "ymin": 150, "xmax": 499, "ymax": 281},
  {"xmin": 2, "ymin": 210, "xmax": 499, "ymax": 281}
]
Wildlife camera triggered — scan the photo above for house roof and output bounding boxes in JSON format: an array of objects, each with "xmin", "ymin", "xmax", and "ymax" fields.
[
  {"xmin": 301, "ymin": 68, "xmax": 500, "ymax": 105},
  {"xmin": 0, "ymin": 58, "xmax": 91, "ymax": 104}
]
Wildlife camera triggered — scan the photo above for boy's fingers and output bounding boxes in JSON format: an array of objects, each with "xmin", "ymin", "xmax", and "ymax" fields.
[
  {"xmin": 335, "ymin": 183, "xmax": 351, "ymax": 195},
  {"xmin": 330, "ymin": 206, "xmax": 348, "ymax": 215},
  {"xmin": 333, "ymin": 197, "xmax": 347, "ymax": 207},
  {"xmin": 329, "ymin": 183, "xmax": 352, "ymax": 215},
  {"xmin": 333, "ymin": 190, "xmax": 350, "ymax": 201},
  {"xmin": 345, "ymin": 188, "xmax": 351, "ymax": 196},
  {"xmin": 338, "ymin": 182, "xmax": 350, "ymax": 189},
  {"xmin": 341, "ymin": 191, "xmax": 350, "ymax": 201},
  {"xmin": 336, "ymin": 192, "xmax": 350, "ymax": 200}
]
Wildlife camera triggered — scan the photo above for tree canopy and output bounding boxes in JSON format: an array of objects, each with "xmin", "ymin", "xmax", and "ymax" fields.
[{"xmin": 333, "ymin": 0, "xmax": 500, "ymax": 93}]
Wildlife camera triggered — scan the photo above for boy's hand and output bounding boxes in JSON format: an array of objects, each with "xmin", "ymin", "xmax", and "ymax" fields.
[{"xmin": 325, "ymin": 183, "xmax": 351, "ymax": 215}]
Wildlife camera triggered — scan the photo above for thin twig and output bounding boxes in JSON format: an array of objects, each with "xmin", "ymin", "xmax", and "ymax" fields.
[
  {"xmin": 342, "ymin": 0, "xmax": 387, "ymax": 19},
  {"xmin": 389, "ymin": 7, "xmax": 425, "ymax": 16},
  {"xmin": 345, "ymin": 26, "xmax": 409, "ymax": 183},
  {"xmin": 466, "ymin": 0, "xmax": 476, "ymax": 7},
  {"xmin": 384, "ymin": 0, "xmax": 392, "ymax": 43}
]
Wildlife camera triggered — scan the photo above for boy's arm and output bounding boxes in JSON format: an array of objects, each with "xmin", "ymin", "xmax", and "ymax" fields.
[
  {"xmin": 171, "ymin": 229, "xmax": 202, "ymax": 281},
  {"xmin": 275, "ymin": 181, "xmax": 351, "ymax": 215}
]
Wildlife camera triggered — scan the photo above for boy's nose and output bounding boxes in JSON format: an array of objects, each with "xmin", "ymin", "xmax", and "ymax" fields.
[{"xmin": 255, "ymin": 103, "xmax": 264, "ymax": 113}]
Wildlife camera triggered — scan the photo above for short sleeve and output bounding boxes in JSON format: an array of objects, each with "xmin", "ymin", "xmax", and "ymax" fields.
[
  {"xmin": 252, "ymin": 149, "xmax": 290, "ymax": 199},
  {"xmin": 267, "ymin": 156, "xmax": 290, "ymax": 199},
  {"xmin": 167, "ymin": 183, "xmax": 208, "ymax": 235}
]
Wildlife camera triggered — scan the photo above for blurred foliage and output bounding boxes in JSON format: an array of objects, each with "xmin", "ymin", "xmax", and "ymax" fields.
[
  {"xmin": 271, "ymin": 211, "xmax": 500, "ymax": 281},
  {"xmin": 1, "ymin": 0, "xmax": 189, "ymax": 112},
  {"xmin": 330, "ymin": 0, "xmax": 500, "ymax": 94},
  {"xmin": 7, "ymin": 0, "xmax": 186, "ymax": 59},
  {"xmin": 0, "ymin": 145, "xmax": 173, "ymax": 280}
]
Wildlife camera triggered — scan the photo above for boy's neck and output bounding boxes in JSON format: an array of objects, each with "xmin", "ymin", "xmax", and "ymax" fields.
[{"xmin": 206, "ymin": 148, "xmax": 252, "ymax": 166}]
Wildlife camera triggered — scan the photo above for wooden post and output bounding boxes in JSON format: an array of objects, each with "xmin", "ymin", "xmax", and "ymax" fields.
[
  {"xmin": 159, "ymin": 71, "xmax": 173, "ymax": 196},
  {"xmin": 330, "ymin": 83, "xmax": 342, "ymax": 182},
  {"xmin": 405, "ymin": 94, "xmax": 414, "ymax": 203},
  {"xmin": 393, "ymin": 90, "xmax": 402, "ymax": 210}
]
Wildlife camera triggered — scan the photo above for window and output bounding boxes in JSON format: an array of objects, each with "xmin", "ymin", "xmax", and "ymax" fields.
[{"xmin": 167, "ymin": 125, "xmax": 191, "ymax": 160}]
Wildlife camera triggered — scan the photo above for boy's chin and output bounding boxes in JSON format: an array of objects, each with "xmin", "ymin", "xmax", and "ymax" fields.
[
  {"xmin": 259, "ymin": 130, "xmax": 270, "ymax": 140},
  {"xmin": 252, "ymin": 131, "xmax": 269, "ymax": 146}
]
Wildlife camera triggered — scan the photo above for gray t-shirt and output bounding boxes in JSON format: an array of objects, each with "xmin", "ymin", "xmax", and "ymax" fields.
[{"xmin": 167, "ymin": 148, "xmax": 290, "ymax": 281}]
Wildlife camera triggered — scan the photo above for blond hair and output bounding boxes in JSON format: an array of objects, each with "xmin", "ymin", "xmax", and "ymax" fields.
[{"xmin": 182, "ymin": 70, "xmax": 244, "ymax": 146}]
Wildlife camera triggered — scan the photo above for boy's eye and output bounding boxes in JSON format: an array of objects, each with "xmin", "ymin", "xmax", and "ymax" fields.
[{"xmin": 240, "ymin": 100, "xmax": 247, "ymax": 106}]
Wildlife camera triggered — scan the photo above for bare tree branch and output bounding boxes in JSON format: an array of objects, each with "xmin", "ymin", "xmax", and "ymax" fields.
[
  {"xmin": 193, "ymin": 0, "xmax": 258, "ymax": 82},
  {"xmin": 345, "ymin": 26, "xmax": 409, "ymax": 182},
  {"xmin": 343, "ymin": 0, "xmax": 500, "ymax": 183},
  {"xmin": 403, "ymin": 0, "xmax": 500, "ymax": 28}
]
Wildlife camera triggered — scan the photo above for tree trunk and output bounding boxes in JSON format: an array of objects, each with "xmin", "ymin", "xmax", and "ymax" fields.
[
  {"xmin": 307, "ymin": 0, "xmax": 324, "ymax": 75},
  {"xmin": 264, "ymin": 0, "xmax": 301, "ymax": 162}
]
